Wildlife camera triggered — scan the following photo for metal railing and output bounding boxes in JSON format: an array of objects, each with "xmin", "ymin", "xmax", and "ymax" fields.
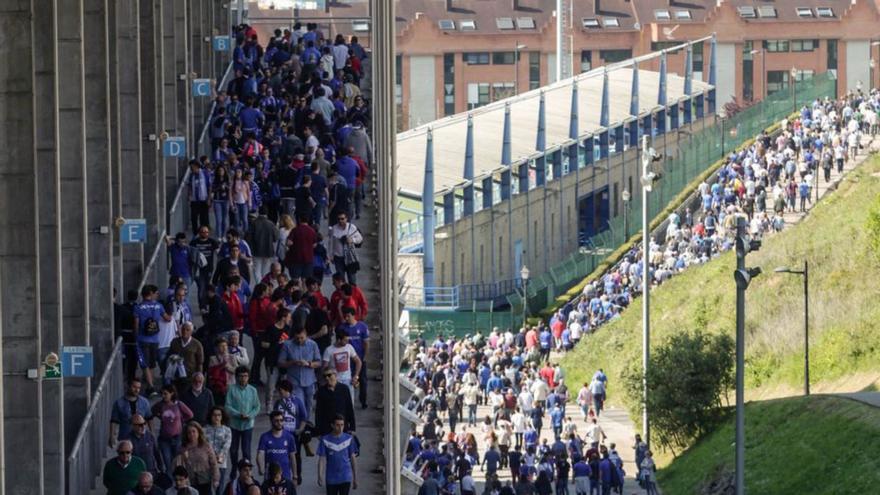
[{"xmin": 66, "ymin": 338, "xmax": 124, "ymax": 494}]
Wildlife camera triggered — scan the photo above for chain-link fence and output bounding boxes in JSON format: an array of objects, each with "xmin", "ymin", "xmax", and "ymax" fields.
[{"xmin": 404, "ymin": 73, "xmax": 836, "ymax": 337}]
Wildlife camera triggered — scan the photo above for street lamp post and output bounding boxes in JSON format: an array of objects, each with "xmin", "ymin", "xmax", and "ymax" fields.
[
  {"xmin": 775, "ymin": 261, "xmax": 810, "ymax": 396},
  {"xmin": 514, "ymin": 42, "xmax": 527, "ymax": 95},
  {"xmin": 622, "ymin": 189, "xmax": 631, "ymax": 240},
  {"xmin": 791, "ymin": 66, "xmax": 798, "ymax": 112},
  {"xmin": 520, "ymin": 265, "xmax": 530, "ymax": 326},
  {"xmin": 639, "ymin": 135, "xmax": 660, "ymax": 448}
]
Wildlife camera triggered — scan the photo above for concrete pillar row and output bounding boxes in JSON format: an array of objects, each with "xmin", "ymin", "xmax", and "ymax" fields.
[
  {"xmin": 141, "ymin": 0, "xmax": 163, "ymax": 261},
  {"xmin": 162, "ymin": 0, "xmax": 179, "ymax": 212}
]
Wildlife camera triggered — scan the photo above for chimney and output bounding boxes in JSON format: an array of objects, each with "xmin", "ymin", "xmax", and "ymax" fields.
[
  {"xmin": 447, "ymin": 0, "xmax": 453, "ymax": 11},
  {"xmin": 512, "ymin": 0, "xmax": 519, "ymax": 11},
  {"xmin": 594, "ymin": 0, "xmax": 601, "ymax": 16}
]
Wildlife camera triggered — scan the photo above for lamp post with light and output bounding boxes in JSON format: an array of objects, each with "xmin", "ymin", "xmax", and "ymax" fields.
[
  {"xmin": 514, "ymin": 42, "xmax": 528, "ymax": 95},
  {"xmin": 622, "ymin": 189, "xmax": 631, "ymax": 240},
  {"xmin": 520, "ymin": 265, "xmax": 530, "ymax": 326},
  {"xmin": 775, "ymin": 261, "xmax": 810, "ymax": 396},
  {"xmin": 791, "ymin": 66, "xmax": 798, "ymax": 112}
]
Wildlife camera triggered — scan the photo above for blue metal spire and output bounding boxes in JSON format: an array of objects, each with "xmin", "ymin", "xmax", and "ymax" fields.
[
  {"xmin": 422, "ymin": 128, "xmax": 435, "ymax": 290},
  {"xmin": 463, "ymin": 113, "xmax": 475, "ymax": 216},
  {"xmin": 684, "ymin": 43, "xmax": 693, "ymax": 96},
  {"xmin": 658, "ymin": 51, "xmax": 668, "ymax": 106},
  {"xmin": 569, "ymin": 79, "xmax": 579, "ymax": 140},
  {"xmin": 600, "ymin": 68, "xmax": 610, "ymax": 127},
  {"xmin": 536, "ymin": 91, "xmax": 546, "ymax": 151},
  {"xmin": 630, "ymin": 59, "xmax": 640, "ymax": 117},
  {"xmin": 502, "ymin": 101, "xmax": 512, "ymax": 166}
]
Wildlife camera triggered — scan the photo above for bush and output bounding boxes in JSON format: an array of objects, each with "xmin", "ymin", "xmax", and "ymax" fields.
[
  {"xmin": 623, "ymin": 330, "xmax": 735, "ymax": 456},
  {"xmin": 867, "ymin": 195, "xmax": 880, "ymax": 264}
]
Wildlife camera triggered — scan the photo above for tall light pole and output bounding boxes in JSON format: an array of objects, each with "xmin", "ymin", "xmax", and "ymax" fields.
[
  {"xmin": 621, "ymin": 189, "xmax": 631, "ymax": 240},
  {"xmin": 775, "ymin": 261, "xmax": 810, "ymax": 396},
  {"xmin": 639, "ymin": 135, "xmax": 660, "ymax": 447},
  {"xmin": 734, "ymin": 217, "xmax": 762, "ymax": 495},
  {"xmin": 514, "ymin": 42, "xmax": 527, "ymax": 95},
  {"xmin": 520, "ymin": 265, "xmax": 530, "ymax": 326},
  {"xmin": 791, "ymin": 66, "xmax": 798, "ymax": 112}
]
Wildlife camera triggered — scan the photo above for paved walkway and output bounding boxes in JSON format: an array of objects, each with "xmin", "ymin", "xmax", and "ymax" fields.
[{"xmin": 835, "ymin": 392, "xmax": 880, "ymax": 408}]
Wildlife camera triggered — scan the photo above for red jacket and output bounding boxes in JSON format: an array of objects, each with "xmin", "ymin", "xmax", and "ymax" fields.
[
  {"xmin": 223, "ymin": 291, "xmax": 244, "ymax": 330},
  {"xmin": 329, "ymin": 285, "xmax": 368, "ymax": 324},
  {"xmin": 248, "ymin": 296, "xmax": 274, "ymax": 336}
]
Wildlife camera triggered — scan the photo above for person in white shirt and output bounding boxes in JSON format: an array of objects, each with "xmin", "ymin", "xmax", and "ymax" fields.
[
  {"xmin": 585, "ymin": 418, "xmax": 605, "ymax": 449},
  {"xmin": 322, "ymin": 328, "xmax": 362, "ymax": 400},
  {"xmin": 157, "ymin": 302, "xmax": 179, "ymax": 368},
  {"xmin": 511, "ymin": 408, "xmax": 527, "ymax": 449}
]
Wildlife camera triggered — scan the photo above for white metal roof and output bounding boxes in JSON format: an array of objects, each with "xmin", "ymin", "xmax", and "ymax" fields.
[{"xmin": 396, "ymin": 65, "xmax": 713, "ymax": 197}]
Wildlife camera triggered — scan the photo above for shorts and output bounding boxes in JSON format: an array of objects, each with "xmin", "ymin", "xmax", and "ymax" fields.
[{"xmin": 139, "ymin": 342, "xmax": 159, "ymax": 368}]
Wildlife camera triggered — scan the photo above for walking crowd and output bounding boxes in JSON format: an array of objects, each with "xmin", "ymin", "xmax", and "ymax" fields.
[
  {"xmin": 402, "ymin": 89, "xmax": 877, "ymax": 495},
  {"xmin": 104, "ymin": 21, "xmax": 374, "ymax": 495}
]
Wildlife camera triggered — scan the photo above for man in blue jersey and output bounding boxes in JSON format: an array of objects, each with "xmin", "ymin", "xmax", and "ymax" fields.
[
  {"xmin": 134, "ymin": 285, "xmax": 166, "ymax": 395},
  {"xmin": 317, "ymin": 414, "xmax": 358, "ymax": 494},
  {"xmin": 257, "ymin": 411, "xmax": 298, "ymax": 483}
]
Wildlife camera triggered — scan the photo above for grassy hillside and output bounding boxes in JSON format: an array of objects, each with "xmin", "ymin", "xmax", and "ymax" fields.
[
  {"xmin": 560, "ymin": 155, "xmax": 880, "ymax": 410},
  {"xmin": 657, "ymin": 395, "xmax": 880, "ymax": 494}
]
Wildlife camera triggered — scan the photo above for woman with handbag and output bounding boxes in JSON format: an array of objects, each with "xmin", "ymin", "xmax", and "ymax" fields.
[{"xmin": 328, "ymin": 212, "xmax": 363, "ymax": 285}]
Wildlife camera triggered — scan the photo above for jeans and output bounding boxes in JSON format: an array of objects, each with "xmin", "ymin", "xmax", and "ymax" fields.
[
  {"xmin": 158, "ymin": 435, "xmax": 181, "ymax": 475},
  {"xmin": 357, "ymin": 360, "xmax": 368, "ymax": 407},
  {"xmin": 213, "ymin": 200, "xmax": 229, "ymax": 236},
  {"xmin": 645, "ymin": 480, "xmax": 658, "ymax": 495},
  {"xmin": 312, "ymin": 203, "xmax": 325, "ymax": 227},
  {"xmin": 467, "ymin": 404, "xmax": 477, "ymax": 425},
  {"xmin": 253, "ymin": 257, "xmax": 273, "ymax": 282},
  {"xmin": 333, "ymin": 256, "xmax": 357, "ymax": 285},
  {"xmin": 250, "ymin": 335, "xmax": 268, "ymax": 384},
  {"xmin": 191, "ymin": 201, "xmax": 210, "ymax": 235},
  {"xmin": 234, "ymin": 203, "xmax": 249, "ymax": 233},
  {"xmin": 280, "ymin": 198, "xmax": 296, "ymax": 218},
  {"xmin": 293, "ymin": 382, "xmax": 316, "ymax": 418},
  {"xmin": 289, "ymin": 263, "xmax": 312, "ymax": 281},
  {"xmin": 229, "ymin": 428, "xmax": 253, "ymax": 469},
  {"xmin": 195, "ymin": 268, "xmax": 211, "ymax": 309},
  {"xmin": 326, "ymin": 482, "xmax": 351, "ymax": 495},
  {"xmin": 215, "ymin": 467, "xmax": 228, "ymax": 495}
]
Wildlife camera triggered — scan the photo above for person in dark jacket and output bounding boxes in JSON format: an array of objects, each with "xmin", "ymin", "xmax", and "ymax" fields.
[
  {"xmin": 245, "ymin": 208, "xmax": 279, "ymax": 283},
  {"xmin": 126, "ymin": 471, "xmax": 164, "ymax": 495},
  {"xmin": 314, "ymin": 367, "xmax": 356, "ymax": 435},
  {"xmin": 179, "ymin": 372, "xmax": 215, "ymax": 426},
  {"xmin": 197, "ymin": 285, "xmax": 233, "ymax": 352}
]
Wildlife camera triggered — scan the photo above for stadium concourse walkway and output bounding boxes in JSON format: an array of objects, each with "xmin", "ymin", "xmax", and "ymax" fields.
[
  {"xmin": 467, "ymin": 133, "xmax": 878, "ymax": 495},
  {"xmin": 89, "ymin": 187, "xmax": 386, "ymax": 495}
]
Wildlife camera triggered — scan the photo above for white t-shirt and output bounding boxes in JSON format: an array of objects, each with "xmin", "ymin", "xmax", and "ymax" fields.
[
  {"xmin": 157, "ymin": 318, "xmax": 179, "ymax": 349},
  {"xmin": 323, "ymin": 343, "xmax": 358, "ymax": 384}
]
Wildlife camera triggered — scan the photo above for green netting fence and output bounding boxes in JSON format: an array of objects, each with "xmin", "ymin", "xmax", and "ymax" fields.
[{"xmin": 404, "ymin": 73, "xmax": 837, "ymax": 339}]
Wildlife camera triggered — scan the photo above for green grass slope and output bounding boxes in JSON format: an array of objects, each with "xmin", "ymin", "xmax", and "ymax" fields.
[
  {"xmin": 657, "ymin": 395, "xmax": 880, "ymax": 494},
  {"xmin": 560, "ymin": 155, "xmax": 880, "ymax": 408}
]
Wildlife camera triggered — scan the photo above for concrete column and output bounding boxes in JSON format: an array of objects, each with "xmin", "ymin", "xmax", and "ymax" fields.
[
  {"xmin": 175, "ymin": 0, "xmax": 192, "ymax": 154},
  {"xmin": 162, "ymin": 0, "xmax": 178, "ymax": 210},
  {"xmin": 140, "ymin": 0, "xmax": 163, "ymax": 256},
  {"xmin": 189, "ymin": 0, "xmax": 204, "ymax": 143},
  {"xmin": 56, "ymin": 0, "xmax": 90, "ymax": 455},
  {"xmin": 84, "ymin": 0, "xmax": 116, "ymax": 373},
  {"xmin": 33, "ymin": 1, "xmax": 66, "ymax": 490},
  {"xmin": 114, "ymin": 0, "xmax": 145, "ymax": 290},
  {"xmin": 0, "ymin": 3, "xmax": 47, "ymax": 492}
]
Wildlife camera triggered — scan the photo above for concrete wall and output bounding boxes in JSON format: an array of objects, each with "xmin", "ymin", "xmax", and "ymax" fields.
[
  {"xmin": 408, "ymin": 55, "xmax": 437, "ymax": 127},
  {"xmin": 846, "ymin": 40, "xmax": 870, "ymax": 92},
  {"xmin": 430, "ymin": 115, "xmax": 709, "ymax": 289},
  {"xmin": 0, "ymin": 1, "xmax": 228, "ymax": 492}
]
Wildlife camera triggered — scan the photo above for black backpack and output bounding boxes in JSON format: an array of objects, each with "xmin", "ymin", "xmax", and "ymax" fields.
[{"xmin": 142, "ymin": 317, "xmax": 160, "ymax": 337}]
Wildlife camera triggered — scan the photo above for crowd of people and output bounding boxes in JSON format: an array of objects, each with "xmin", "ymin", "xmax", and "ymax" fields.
[
  {"xmin": 401, "ymin": 89, "xmax": 876, "ymax": 495},
  {"xmin": 105, "ymin": 21, "xmax": 375, "ymax": 495}
]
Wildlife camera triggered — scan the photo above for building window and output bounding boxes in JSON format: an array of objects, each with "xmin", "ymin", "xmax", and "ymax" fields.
[
  {"xmin": 529, "ymin": 52, "xmax": 541, "ymax": 89},
  {"xmin": 492, "ymin": 82, "xmax": 515, "ymax": 102},
  {"xmin": 767, "ymin": 70, "xmax": 790, "ymax": 93},
  {"xmin": 443, "ymin": 53, "xmax": 455, "ymax": 116},
  {"xmin": 599, "ymin": 49, "xmax": 632, "ymax": 63},
  {"xmin": 794, "ymin": 70, "xmax": 814, "ymax": 82},
  {"xmin": 764, "ymin": 40, "xmax": 790, "ymax": 53},
  {"xmin": 463, "ymin": 52, "xmax": 490, "ymax": 65},
  {"xmin": 580, "ymin": 50, "xmax": 592, "ymax": 72},
  {"xmin": 827, "ymin": 39, "xmax": 838, "ymax": 70},
  {"xmin": 492, "ymin": 51, "xmax": 516, "ymax": 65},
  {"xmin": 395, "ymin": 54, "xmax": 402, "ymax": 104},
  {"xmin": 467, "ymin": 83, "xmax": 490, "ymax": 109},
  {"xmin": 791, "ymin": 39, "xmax": 817, "ymax": 52},
  {"xmin": 742, "ymin": 42, "xmax": 754, "ymax": 101},
  {"xmin": 650, "ymin": 41, "xmax": 680, "ymax": 52},
  {"xmin": 692, "ymin": 42, "xmax": 704, "ymax": 74}
]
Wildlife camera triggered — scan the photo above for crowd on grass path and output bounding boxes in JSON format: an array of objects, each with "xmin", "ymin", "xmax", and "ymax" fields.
[
  {"xmin": 103, "ymin": 21, "xmax": 374, "ymax": 495},
  {"xmin": 401, "ymin": 89, "xmax": 877, "ymax": 495}
]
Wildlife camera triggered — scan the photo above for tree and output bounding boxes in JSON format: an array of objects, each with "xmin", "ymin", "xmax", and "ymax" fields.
[{"xmin": 623, "ymin": 330, "xmax": 735, "ymax": 455}]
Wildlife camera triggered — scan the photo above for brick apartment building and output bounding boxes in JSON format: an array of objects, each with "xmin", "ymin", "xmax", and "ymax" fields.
[{"xmin": 249, "ymin": 0, "xmax": 880, "ymax": 129}]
